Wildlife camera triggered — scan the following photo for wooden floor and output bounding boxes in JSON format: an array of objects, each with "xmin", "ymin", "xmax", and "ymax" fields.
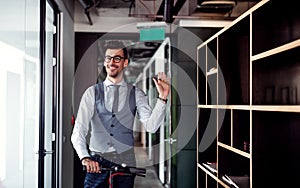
[{"xmin": 134, "ymin": 147, "xmax": 165, "ymax": 188}]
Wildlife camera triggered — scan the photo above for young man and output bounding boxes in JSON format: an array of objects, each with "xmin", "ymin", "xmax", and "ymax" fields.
[{"xmin": 71, "ymin": 40, "xmax": 170, "ymax": 188}]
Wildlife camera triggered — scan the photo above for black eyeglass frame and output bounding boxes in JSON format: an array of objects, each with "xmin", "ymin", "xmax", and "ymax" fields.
[{"xmin": 104, "ymin": 55, "xmax": 125, "ymax": 63}]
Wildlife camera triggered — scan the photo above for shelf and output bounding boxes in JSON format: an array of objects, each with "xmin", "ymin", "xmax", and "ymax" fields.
[
  {"xmin": 207, "ymin": 38, "xmax": 218, "ymax": 72},
  {"xmin": 252, "ymin": 0, "xmax": 300, "ymax": 55},
  {"xmin": 222, "ymin": 174, "xmax": 250, "ymax": 188},
  {"xmin": 197, "ymin": 0, "xmax": 269, "ymax": 49},
  {"xmin": 252, "ymin": 38, "xmax": 300, "ymax": 61},
  {"xmin": 251, "ymin": 105, "xmax": 300, "ymax": 112},
  {"xmin": 197, "ymin": 164, "xmax": 230, "ymax": 188},
  {"xmin": 218, "ymin": 109, "xmax": 231, "ymax": 146},
  {"xmin": 196, "ymin": 0, "xmax": 300, "ymax": 187},
  {"xmin": 198, "ymin": 46, "xmax": 207, "ymax": 105},
  {"xmin": 207, "ymin": 72, "xmax": 217, "ymax": 105},
  {"xmin": 252, "ymin": 111, "xmax": 300, "ymax": 187},
  {"xmin": 198, "ymin": 105, "xmax": 300, "ymax": 112},
  {"xmin": 198, "ymin": 108, "xmax": 217, "ymax": 163},
  {"xmin": 232, "ymin": 109, "xmax": 250, "ymax": 152},
  {"xmin": 198, "ymin": 163, "xmax": 217, "ymax": 178},
  {"xmin": 197, "ymin": 105, "xmax": 251, "ymax": 110},
  {"xmin": 198, "ymin": 162, "xmax": 250, "ymax": 188},
  {"xmin": 202, "ymin": 162, "xmax": 217, "ymax": 174},
  {"xmin": 218, "ymin": 147, "xmax": 250, "ymax": 183},
  {"xmin": 218, "ymin": 15, "xmax": 250, "ymax": 105},
  {"xmin": 218, "ymin": 142, "xmax": 250, "ymax": 159},
  {"xmin": 252, "ymin": 46, "xmax": 300, "ymax": 105}
]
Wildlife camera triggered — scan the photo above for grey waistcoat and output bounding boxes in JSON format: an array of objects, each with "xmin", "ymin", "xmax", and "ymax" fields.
[{"xmin": 94, "ymin": 82, "xmax": 136, "ymax": 153}]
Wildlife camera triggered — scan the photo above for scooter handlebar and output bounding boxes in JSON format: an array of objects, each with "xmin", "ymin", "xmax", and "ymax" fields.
[
  {"xmin": 82, "ymin": 165, "xmax": 146, "ymax": 177},
  {"xmin": 127, "ymin": 166, "xmax": 146, "ymax": 175}
]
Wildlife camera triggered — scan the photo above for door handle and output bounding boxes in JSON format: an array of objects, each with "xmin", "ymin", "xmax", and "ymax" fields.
[
  {"xmin": 35, "ymin": 149, "xmax": 54, "ymax": 156},
  {"xmin": 43, "ymin": 150, "xmax": 54, "ymax": 155},
  {"xmin": 165, "ymin": 138, "xmax": 177, "ymax": 144}
]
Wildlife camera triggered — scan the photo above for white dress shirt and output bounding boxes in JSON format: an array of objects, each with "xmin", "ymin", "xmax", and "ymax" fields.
[{"xmin": 71, "ymin": 78, "xmax": 167, "ymax": 160}]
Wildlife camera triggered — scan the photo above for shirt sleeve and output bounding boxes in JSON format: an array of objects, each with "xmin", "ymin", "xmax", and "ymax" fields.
[
  {"xmin": 135, "ymin": 87, "xmax": 167, "ymax": 133},
  {"xmin": 71, "ymin": 86, "xmax": 95, "ymax": 160}
]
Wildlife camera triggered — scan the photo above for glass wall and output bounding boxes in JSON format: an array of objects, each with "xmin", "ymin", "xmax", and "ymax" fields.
[{"xmin": 0, "ymin": 0, "xmax": 40, "ymax": 187}]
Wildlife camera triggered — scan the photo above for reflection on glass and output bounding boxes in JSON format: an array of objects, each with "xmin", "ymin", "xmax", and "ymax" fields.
[{"xmin": 0, "ymin": 0, "xmax": 40, "ymax": 187}]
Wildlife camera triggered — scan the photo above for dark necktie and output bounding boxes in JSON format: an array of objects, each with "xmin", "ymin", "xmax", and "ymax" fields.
[{"xmin": 112, "ymin": 85, "xmax": 120, "ymax": 113}]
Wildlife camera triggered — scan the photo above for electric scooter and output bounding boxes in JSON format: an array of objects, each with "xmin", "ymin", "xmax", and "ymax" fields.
[{"xmin": 83, "ymin": 163, "xmax": 146, "ymax": 188}]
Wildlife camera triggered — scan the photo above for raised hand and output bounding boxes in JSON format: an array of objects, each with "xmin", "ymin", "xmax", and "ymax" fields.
[{"xmin": 152, "ymin": 72, "xmax": 170, "ymax": 102}]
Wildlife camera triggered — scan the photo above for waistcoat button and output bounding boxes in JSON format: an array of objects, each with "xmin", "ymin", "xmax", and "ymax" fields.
[{"xmin": 110, "ymin": 133, "xmax": 113, "ymax": 136}]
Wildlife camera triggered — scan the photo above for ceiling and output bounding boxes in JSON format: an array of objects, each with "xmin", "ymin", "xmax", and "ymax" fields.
[
  {"xmin": 74, "ymin": 0, "xmax": 261, "ymax": 82},
  {"xmin": 74, "ymin": 0, "xmax": 261, "ymax": 32}
]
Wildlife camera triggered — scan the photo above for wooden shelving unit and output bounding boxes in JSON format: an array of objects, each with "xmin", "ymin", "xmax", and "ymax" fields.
[{"xmin": 196, "ymin": 0, "xmax": 300, "ymax": 187}]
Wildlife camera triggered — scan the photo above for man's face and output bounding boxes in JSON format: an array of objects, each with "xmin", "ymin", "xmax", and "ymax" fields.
[{"xmin": 104, "ymin": 48, "xmax": 128, "ymax": 78}]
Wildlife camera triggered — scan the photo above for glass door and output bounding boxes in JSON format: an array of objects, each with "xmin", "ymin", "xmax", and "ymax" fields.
[
  {"xmin": 0, "ymin": 0, "xmax": 40, "ymax": 187},
  {"xmin": 39, "ymin": 1, "xmax": 60, "ymax": 187},
  {"xmin": 161, "ymin": 38, "xmax": 173, "ymax": 187},
  {"xmin": 0, "ymin": 1, "xmax": 60, "ymax": 187},
  {"xmin": 141, "ymin": 37, "xmax": 173, "ymax": 186}
]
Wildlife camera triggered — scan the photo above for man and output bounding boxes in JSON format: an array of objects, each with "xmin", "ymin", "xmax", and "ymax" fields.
[{"xmin": 71, "ymin": 40, "xmax": 170, "ymax": 188}]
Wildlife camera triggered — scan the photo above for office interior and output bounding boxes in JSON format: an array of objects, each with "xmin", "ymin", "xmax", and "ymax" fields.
[{"xmin": 1, "ymin": 0, "xmax": 300, "ymax": 187}]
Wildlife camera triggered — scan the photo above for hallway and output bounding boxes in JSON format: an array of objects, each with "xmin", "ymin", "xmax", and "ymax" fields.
[{"xmin": 134, "ymin": 147, "xmax": 165, "ymax": 188}]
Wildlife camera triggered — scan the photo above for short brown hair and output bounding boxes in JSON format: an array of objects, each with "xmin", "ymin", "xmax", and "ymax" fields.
[{"xmin": 104, "ymin": 40, "xmax": 128, "ymax": 60}]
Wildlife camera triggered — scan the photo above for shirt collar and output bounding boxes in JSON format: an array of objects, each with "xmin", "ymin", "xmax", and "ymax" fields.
[{"xmin": 104, "ymin": 78, "xmax": 126, "ymax": 87}]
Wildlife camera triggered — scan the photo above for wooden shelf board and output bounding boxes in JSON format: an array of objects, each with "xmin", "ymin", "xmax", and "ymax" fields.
[
  {"xmin": 198, "ymin": 105, "xmax": 300, "ymax": 112},
  {"xmin": 198, "ymin": 163, "xmax": 230, "ymax": 188},
  {"xmin": 252, "ymin": 38, "xmax": 300, "ymax": 61},
  {"xmin": 218, "ymin": 142, "xmax": 251, "ymax": 159}
]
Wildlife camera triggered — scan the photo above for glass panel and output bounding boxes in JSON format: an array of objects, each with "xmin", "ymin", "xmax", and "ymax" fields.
[
  {"xmin": 44, "ymin": 2, "xmax": 55, "ymax": 188},
  {"xmin": 0, "ymin": 0, "xmax": 40, "ymax": 187}
]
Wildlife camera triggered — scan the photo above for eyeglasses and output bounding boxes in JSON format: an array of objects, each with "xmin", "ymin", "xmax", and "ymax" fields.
[{"xmin": 105, "ymin": 55, "xmax": 125, "ymax": 63}]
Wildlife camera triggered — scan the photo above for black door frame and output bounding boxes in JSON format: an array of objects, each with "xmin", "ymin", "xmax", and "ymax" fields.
[{"xmin": 38, "ymin": 0, "xmax": 60, "ymax": 187}]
